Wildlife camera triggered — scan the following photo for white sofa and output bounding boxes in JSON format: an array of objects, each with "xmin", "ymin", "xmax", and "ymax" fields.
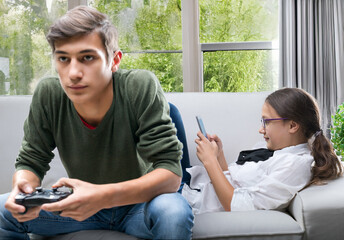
[{"xmin": 1, "ymin": 93, "xmax": 344, "ymax": 240}]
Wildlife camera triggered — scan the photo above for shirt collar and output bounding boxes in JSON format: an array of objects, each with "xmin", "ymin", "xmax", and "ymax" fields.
[{"xmin": 274, "ymin": 143, "xmax": 310, "ymax": 156}]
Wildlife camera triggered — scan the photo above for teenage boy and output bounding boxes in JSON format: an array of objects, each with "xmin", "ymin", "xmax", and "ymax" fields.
[{"xmin": 0, "ymin": 6, "xmax": 193, "ymax": 240}]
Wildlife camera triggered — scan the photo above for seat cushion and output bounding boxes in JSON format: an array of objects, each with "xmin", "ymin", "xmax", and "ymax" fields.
[
  {"xmin": 192, "ymin": 210, "xmax": 303, "ymax": 240},
  {"xmin": 30, "ymin": 211, "xmax": 301, "ymax": 240},
  {"xmin": 31, "ymin": 211, "xmax": 302, "ymax": 240},
  {"xmin": 30, "ymin": 230, "xmax": 140, "ymax": 240}
]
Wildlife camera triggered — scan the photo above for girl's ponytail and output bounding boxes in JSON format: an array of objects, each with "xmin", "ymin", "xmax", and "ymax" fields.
[{"xmin": 310, "ymin": 131, "xmax": 343, "ymax": 184}]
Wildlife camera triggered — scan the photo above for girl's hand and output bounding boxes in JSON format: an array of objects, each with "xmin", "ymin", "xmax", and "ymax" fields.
[
  {"xmin": 208, "ymin": 134, "xmax": 224, "ymax": 157},
  {"xmin": 195, "ymin": 131, "xmax": 219, "ymax": 165},
  {"xmin": 195, "ymin": 132, "xmax": 233, "ymax": 211}
]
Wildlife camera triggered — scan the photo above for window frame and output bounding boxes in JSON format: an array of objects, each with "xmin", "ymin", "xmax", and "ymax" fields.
[{"xmin": 181, "ymin": 0, "xmax": 278, "ymax": 92}]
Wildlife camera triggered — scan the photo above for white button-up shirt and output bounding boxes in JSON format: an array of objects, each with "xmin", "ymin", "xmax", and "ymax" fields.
[{"xmin": 182, "ymin": 143, "xmax": 314, "ymax": 214}]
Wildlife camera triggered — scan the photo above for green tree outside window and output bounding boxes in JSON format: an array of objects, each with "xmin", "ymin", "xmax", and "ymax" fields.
[
  {"xmin": 0, "ymin": 0, "xmax": 278, "ymax": 94},
  {"xmin": 0, "ymin": 0, "xmax": 66, "ymax": 95},
  {"xmin": 200, "ymin": 0, "xmax": 279, "ymax": 92}
]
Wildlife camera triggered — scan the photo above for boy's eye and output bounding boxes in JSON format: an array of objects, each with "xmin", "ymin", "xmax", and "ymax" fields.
[
  {"xmin": 58, "ymin": 56, "xmax": 68, "ymax": 62},
  {"xmin": 83, "ymin": 55, "xmax": 94, "ymax": 61}
]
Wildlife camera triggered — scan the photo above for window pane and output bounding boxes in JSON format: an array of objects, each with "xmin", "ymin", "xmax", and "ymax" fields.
[
  {"xmin": 0, "ymin": 0, "xmax": 67, "ymax": 95},
  {"xmin": 121, "ymin": 52, "xmax": 183, "ymax": 92},
  {"xmin": 200, "ymin": 0, "xmax": 279, "ymax": 92},
  {"xmin": 199, "ymin": 0, "xmax": 279, "ymax": 43},
  {"xmin": 90, "ymin": 0, "xmax": 183, "ymax": 92},
  {"xmin": 203, "ymin": 50, "xmax": 278, "ymax": 92}
]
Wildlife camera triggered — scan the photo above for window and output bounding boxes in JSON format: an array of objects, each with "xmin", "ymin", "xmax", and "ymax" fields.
[
  {"xmin": 203, "ymin": 50, "xmax": 276, "ymax": 92},
  {"xmin": 0, "ymin": 0, "xmax": 278, "ymax": 95},
  {"xmin": 89, "ymin": 0, "xmax": 183, "ymax": 92},
  {"xmin": 0, "ymin": 0, "xmax": 67, "ymax": 95},
  {"xmin": 199, "ymin": 0, "xmax": 279, "ymax": 92}
]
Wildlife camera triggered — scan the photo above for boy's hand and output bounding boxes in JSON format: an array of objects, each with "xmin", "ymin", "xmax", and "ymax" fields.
[
  {"xmin": 41, "ymin": 178, "xmax": 106, "ymax": 222},
  {"xmin": 5, "ymin": 179, "xmax": 41, "ymax": 222}
]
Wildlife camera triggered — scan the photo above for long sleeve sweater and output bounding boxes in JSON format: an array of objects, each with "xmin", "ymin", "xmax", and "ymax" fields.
[{"xmin": 15, "ymin": 69, "xmax": 183, "ymax": 184}]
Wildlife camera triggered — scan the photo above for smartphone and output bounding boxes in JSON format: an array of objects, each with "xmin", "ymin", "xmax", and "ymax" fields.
[{"xmin": 196, "ymin": 116, "xmax": 208, "ymax": 138}]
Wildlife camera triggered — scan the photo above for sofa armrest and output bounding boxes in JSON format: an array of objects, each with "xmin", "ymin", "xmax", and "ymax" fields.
[{"xmin": 288, "ymin": 176, "xmax": 344, "ymax": 240}]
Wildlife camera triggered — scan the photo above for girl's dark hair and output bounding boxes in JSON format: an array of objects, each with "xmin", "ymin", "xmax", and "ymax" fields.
[
  {"xmin": 266, "ymin": 88, "xmax": 343, "ymax": 184},
  {"xmin": 46, "ymin": 6, "xmax": 118, "ymax": 64}
]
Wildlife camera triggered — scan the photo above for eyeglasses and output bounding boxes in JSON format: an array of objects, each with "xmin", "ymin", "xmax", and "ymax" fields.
[{"xmin": 261, "ymin": 118, "xmax": 289, "ymax": 129}]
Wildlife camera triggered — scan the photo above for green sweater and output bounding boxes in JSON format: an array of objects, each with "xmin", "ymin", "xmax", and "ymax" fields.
[{"xmin": 15, "ymin": 69, "xmax": 183, "ymax": 184}]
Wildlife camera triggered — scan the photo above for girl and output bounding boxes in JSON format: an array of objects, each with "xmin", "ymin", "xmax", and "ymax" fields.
[{"xmin": 182, "ymin": 88, "xmax": 343, "ymax": 214}]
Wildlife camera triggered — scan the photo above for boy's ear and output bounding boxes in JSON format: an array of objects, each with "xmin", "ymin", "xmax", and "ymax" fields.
[
  {"xmin": 111, "ymin": 50, "xmax": 122, "ymax": 72},
  {"xmin": 289, "ymin": 120, "xmax": 300, "ymax": 134}
]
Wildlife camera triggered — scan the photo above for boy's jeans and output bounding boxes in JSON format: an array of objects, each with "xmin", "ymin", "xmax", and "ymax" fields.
[{"xmin": 0, "ymin": 192, "xmax": 194, "ymax": 240}]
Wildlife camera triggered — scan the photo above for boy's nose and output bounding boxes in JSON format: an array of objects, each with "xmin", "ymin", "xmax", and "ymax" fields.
[{"xmin": 69, "ymin": 59, "xmax": 83, "ymax": 81}]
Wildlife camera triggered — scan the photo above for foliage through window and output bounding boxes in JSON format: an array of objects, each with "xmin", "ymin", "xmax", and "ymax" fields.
[
  {"xmin": 0, "ymin": 0, "xmax": 67, "ymax": 95},
  {"xmin": 0, "ymin": 0, "xmax": 278, "ymax": 95},
  {"xmin": 200, "ymin": 0, "xmax": 279, "ymax": 92},
  {"xmin": 203, "ymin": 50, "xmax": 275, "ymax": 92},
  {"xmin": 90, "ymin": 0, "xmax": 183, "ymax": 92}
]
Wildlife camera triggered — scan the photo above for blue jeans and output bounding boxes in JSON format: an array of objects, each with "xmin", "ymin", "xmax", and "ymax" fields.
[{"xmin": 0, "ymin": 192, "xmax": 194, "ymax": 240}]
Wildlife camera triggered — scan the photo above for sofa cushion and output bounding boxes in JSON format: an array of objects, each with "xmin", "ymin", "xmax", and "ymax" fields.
[
  {"xmin": 30, "ymin": 230, "xmax": 140, "ymax": 240},
  {"xmin": 30, "ymin": 211, "xmax": 302, "ymax": 240},
  {"xmin": 192, "ymin": 210, "xmax": 303, "ymax": 240}
]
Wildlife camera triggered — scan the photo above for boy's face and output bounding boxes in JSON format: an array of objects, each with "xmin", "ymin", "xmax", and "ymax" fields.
[{"xmin": 54, "ymin": 32, "xmax": 118, "ymax": 105}]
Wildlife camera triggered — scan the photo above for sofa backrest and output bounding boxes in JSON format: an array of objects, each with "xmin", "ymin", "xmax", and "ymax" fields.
[
  {"xmin": 0, "ymin": 92, "xmax": 269, "ymax": 193},
  {"xmin": 0, "ymin": 96, "xmax": 31, "ymax": 193},
  {"xmin": 0, "ymin": 96, "xmax": 67, "ymax": 193},
  {"xmin": 165, "ymin": 92, "xmax": 269, "ymax": 166}
]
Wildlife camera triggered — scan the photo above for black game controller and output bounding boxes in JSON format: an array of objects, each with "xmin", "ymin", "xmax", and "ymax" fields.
[{"xmin": 15, "ymin": 186, "xmax": 72, "ymax": 215}]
